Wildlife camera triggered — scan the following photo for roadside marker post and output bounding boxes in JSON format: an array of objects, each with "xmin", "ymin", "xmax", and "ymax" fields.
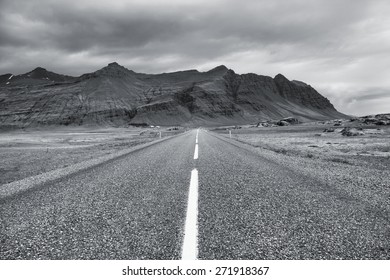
[{"xmin": 229, "ymin": 130, "xmax": 232, "ymax": 138}]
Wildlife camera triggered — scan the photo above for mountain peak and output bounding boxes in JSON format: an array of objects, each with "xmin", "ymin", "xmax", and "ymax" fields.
[
  {"xmin": 25, "ymin": 67, "xmax": 50, "ymax": 78},
  {"xmin": 274, "ymin": 73, "xmax": 289, "ymax": 81},
  {"xmin": 30, "ymin": 67, "xmax": 48, "ymax": 74},
  {"xmin": 95, "ymin": 62, "xmax": 134, "ymax": 78},
  {"xmin": 208, "ymin": 65, "xmax": 229, "ymax": 73},
  {"xmin": 107, "ymin": 62, "xmax": 121, "ymax": 67}
]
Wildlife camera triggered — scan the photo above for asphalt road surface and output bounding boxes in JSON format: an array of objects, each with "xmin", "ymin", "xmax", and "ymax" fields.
[{"xmin": 1, "ymin": 129, "xmax": 389, "ymax": 259}]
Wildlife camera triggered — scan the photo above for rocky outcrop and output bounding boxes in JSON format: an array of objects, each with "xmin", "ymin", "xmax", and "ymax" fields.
[
  {"xmin": 360, "ymin": 114, "xmax": 390, "ymax": 125},
  {"xmin": 276, "ymin": 117, "xmax": 300, "ymax": 126},
  {"xmin": 0, "ymin": 63, "xmax": 348, "ymax": 128},
  {"xmin": 341, "ymin": 127, "xmax": 365, "ymax": 136}
]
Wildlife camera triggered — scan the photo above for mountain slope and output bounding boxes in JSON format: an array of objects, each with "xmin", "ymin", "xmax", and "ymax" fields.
[{"xmin": 0, "ymin": 63, "xmax": 347, "ymax": 128}]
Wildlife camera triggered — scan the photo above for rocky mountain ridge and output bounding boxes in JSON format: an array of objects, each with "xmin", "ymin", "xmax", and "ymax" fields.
[{"xmin": 0, "ymin": 62, "xmax": 347, "ymax": 128}]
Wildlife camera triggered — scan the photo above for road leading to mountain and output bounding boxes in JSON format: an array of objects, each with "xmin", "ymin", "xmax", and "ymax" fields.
[{"xmin": 1, "ymin": 129, "xmax": 389, "ymax": 259}]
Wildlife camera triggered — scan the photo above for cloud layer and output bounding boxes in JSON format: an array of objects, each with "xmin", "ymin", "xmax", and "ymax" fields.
[{"xmin": 1, "ymin": 0, "xmax": 389, "ymax": 115}]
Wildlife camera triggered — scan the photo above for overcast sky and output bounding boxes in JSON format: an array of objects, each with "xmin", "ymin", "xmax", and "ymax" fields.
[{"xmin": 0, "ymin": 0, "xmax": 389, "ymax": 115}]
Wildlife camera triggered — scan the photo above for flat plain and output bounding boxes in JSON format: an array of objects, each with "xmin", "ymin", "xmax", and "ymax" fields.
[
  {"xmin": 0, "ymin": 126, "xmax": 183, "ymax": 185},
  {"xmin": 215, "ymin": 120, "xmax": 390, "ymax": 170}
]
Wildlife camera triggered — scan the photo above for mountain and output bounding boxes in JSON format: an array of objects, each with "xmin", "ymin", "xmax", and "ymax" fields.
[
  {"xmin": 0, "ymin": 67, "xmax": 75, "ymax": 86},
  {"xmin": 0, "ymin": 63, "xmax": 347, "ymax": 128}
]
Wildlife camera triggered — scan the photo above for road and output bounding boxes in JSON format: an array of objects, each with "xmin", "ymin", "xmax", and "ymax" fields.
[{"xmin": 0, "ymin": 129, "xmax": 389, "ymax": 259}]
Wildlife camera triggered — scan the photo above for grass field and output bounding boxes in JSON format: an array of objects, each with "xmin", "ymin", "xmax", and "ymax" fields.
[
  {"xmin": 213, "ymin": 121, "xmax": 390, "ymax": 170},
  {"xmin": 0, "ymin": 126, "xmax": 184, "ymax": 185}
]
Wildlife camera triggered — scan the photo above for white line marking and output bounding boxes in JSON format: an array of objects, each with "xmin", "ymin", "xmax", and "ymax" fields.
[
  {"xmin": 182, "ymin": 168, "xmax": 199, "ymax": 260},
  {"xmin": 195, "ymin": 128, "xmax": 199, "ymax": 145},
  {"xmin": 194, "ymin": 144, "xmax": 198, "ymax": 159},
  {"xmin": 8, "ymin": 75, "xmax": 13, "ymax": 80}
]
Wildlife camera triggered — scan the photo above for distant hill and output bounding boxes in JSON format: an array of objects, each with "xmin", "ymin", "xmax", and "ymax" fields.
[{"xmin": 0, "ymin": 62, "xmax": 348, "ymax": 128}]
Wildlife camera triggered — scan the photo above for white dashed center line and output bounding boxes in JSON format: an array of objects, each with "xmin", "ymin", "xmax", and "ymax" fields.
[
  {"xmin": 182, "ymin": 168, "xmax": 199, "ymax": 260},
  {"xmin": 194, "ymin": 129, "xmax": 199, "ymax": 159},
  {"xmin": 182, "ymin": 129, "xmax": 200, "ymax": 260},
  {"xmin": 194, "ymin": 144, "xmax": 198, "ymax": 160}
]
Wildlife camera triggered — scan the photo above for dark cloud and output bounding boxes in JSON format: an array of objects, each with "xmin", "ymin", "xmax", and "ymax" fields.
[
  {"xmin": 0, "ymin": 0, "xmax": 389, "ymax": 115},
  {"xmin": 346, "ymin": 89, "xmax": 390, "ymax": 103},
  {"xmin": 319, "ymin": 86, "xmax": 390, "ymax": 116}
]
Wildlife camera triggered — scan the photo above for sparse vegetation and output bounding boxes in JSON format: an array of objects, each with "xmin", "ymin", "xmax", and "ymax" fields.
[
  {"xmin": 213, "ymin": 118, "xmax": 390, "ymax": 170},
  {"xmin": 329, "ymin": 158, "xmax": 350, "ymax": 164},
  {"xmin": 306, "ymin": 153, "xmax": 314, "ymax": 158},
  {"xmin": 0, "ymin": 127, "xmax": 184, "ymax": 185},
  {"xmin": 272, "ymin": 148, "xmax": 288, "ymax": 155}
]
